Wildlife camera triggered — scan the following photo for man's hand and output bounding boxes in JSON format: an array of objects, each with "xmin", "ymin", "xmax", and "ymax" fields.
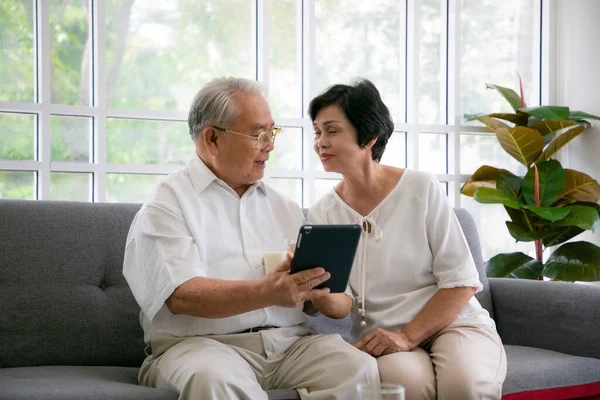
[
  {"xmin": 352, "ymin": 328, "xmax": 416, "ymax": 357},
  {"xmin": 261, "ymin": 252, "xmax": 331, "ymax": 308}
]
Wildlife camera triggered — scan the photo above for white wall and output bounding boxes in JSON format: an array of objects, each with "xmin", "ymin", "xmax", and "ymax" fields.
[{"xmin": 555, "ymin": 0, "xmax": 600, "ymax": 245}]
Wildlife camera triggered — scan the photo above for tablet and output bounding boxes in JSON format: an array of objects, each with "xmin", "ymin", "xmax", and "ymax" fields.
[{"xmin": 290, "ymin": 224, "xmax": 362, "ymax": 293}]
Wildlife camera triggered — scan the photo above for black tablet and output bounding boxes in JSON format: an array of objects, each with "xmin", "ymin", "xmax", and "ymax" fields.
[{"xmin": 290, "ymin": 224, "xmax": 362, "ymax": 293}]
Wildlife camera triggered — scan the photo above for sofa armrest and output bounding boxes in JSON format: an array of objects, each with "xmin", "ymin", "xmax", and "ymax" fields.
[{"xmin": 489, "ymin": 278, "xmax": 600, "ymax": 359}]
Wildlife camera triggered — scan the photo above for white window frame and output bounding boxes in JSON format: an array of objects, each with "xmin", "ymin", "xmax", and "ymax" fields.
[{"xmin": 0, "ymin": 0, "xmax": 549, "ymax": 207}]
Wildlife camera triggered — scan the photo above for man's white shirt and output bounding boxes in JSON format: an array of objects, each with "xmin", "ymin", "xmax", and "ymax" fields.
[{"xmin": 123, "ymin": 155, "xmax": 305, "ymax": 344}]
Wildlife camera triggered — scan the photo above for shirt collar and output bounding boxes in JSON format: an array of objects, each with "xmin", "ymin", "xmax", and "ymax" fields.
[{"xmin": 188, "ymin": 154, "xmax": 270, "ymax": 198}]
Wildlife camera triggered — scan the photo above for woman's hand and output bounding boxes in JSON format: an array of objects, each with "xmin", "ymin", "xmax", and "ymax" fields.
[{"xmin": 352, "ymin": 328, "xmax": 416, "ymax": 356}]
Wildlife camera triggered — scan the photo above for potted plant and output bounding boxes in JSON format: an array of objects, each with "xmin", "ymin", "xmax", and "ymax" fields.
[{"xmin": 461, "ymin": 79, "xmax": 600, "ymax": 281}]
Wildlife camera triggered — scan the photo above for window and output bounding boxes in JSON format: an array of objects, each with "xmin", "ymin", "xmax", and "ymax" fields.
[{"xmin": 0, "ymin": 0, "xmax": 544, "ymax": 260}]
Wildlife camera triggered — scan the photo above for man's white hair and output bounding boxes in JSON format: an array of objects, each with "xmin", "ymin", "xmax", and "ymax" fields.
[{"xmin": 188, "ymin": 77, "xmax": 265, "ymax": 141}]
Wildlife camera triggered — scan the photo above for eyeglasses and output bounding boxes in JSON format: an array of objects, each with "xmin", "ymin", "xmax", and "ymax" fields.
[{"xmin": 212, "ymin": 125, "xmax": 282, "ymax": 150}]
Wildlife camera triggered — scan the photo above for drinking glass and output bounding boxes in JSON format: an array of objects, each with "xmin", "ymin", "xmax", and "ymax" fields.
[{"xmin": 356, "ymin": 382, "xmax": 405, "ymax": 400}]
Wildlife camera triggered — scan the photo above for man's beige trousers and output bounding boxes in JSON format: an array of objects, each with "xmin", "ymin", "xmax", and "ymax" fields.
[{"xmin": 139, "ymin": 326, "xmax": 380, "ymax": 400}]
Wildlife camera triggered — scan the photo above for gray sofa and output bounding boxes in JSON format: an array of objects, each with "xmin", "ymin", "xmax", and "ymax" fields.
[{"xmin": 1, "ymin": 200, "xmax": 599, "ymax": 400}]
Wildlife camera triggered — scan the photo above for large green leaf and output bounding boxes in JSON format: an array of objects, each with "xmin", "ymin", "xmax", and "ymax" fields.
[
  {"xmin": 543, "ymin": 241, "xmax": 600, "ymax": 281},
  {"xmin": 528, "ymin": 120, "xmax": 577, "ymax": 137},
  {"xmin": 478, "ymin": 113, "xmax": 528, "ymax": 126},
  {"xmin": 573, "ymin": 201, "xmax": 600, "ymax": 215},
  {"xmin": 569, "ymin": 110, "xmax": 600, "ymax": 121},
  {"xmin": 568, "ymin": 111, "xmax": 600, "ymax": 129},
  {"xmin": 505, "ymin": 206, "xmax": 535, "ymax": 231},
  {"xmin": 497, "ymin": 174, "xmax": 523, "ymax": 199},
  {"xmin": 486, "ymin": 252, "xmax": 543, "ymax": 279},
  {"xmin": 495, "ymin": 127, "xmax": 544, "ymax": 167},
  {"xmin": 520, "ymin": 106, "xmax": 570, "ymax": 120},
  {"xmin": 540, "ymin": 203, "xmax": 600, "ymax": 246},
  {"xmin": 542, "ymin": 226, "xmax": 585, "ymax": 247},
  {"xmin": 461, "ymin": 166, "xmax": 514, "ymax": 197},
  {"xmin": 536, "ymin": 125, "xmax": 587, "ymax": 163},
  {"xmin": 522, "ymin": 204, "xmax": 570, "ymax": 221},
  {"xmin": 486, "ymin": 84, "xmax": 523, "ymax": 111},
  {"xmin": 464, "ymin": 113, "xmax": 526, "ymax": 126},
  {"xmin": 556, "ymin": 169, "xmax": 600, "ymax": 204},
  {"xmin": 506, "ymin": 221, "xmax": 553, "ymax": 242},
  {"xmin": 551, "ymin": 204, "xmax": 600, "ymax": 230},
  {"xmin": 474, "ymin": 187, "xmax": 523, "ymax": 209},
  {"xmin": 522, "ymin": 160, "xmax": 566, "ymax": 207}
]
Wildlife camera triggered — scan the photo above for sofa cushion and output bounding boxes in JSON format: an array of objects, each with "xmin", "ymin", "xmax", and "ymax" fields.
[
  {"xmin": 502, "ymin": 345, "xmax": 600, "ymax": 398},
  {"xmin": 0, "ymin": 366, "xmax": 305, "ymax": 400},
  {"xmin": 0, "ymin": 201, "xmax": 145, "ymax": 368},
  {"xmin": 0, "ymin": 366, "xmax": 177, "ymax": 400}
]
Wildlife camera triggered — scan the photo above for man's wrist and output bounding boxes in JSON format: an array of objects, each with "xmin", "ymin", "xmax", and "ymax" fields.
[{"xmin": 250, "ymin": 278, "xmax": 274, "ymax": 309}]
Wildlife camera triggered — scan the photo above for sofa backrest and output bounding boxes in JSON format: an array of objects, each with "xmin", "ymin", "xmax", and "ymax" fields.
[
  {"xmin": 0, "ymin": 200, "xmax": 144, "ymax": 368},
  {"xmin": 0, "ymin": 200, "xmax": 491, "ymax": 368},
  {"xmin": 454, "ymin": 208, "xmax": 493, "ymax": 317}
]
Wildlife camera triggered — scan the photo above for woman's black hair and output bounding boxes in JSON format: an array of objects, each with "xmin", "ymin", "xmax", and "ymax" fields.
[{"xmin": 308, "ymin": 79, "xmax": 394, "ymax": 162}]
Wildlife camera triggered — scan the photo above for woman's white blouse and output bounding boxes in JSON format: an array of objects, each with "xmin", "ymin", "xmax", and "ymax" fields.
[{"xmin": 307, "ymin": 169, "xmax": 495, "ymax": 342}]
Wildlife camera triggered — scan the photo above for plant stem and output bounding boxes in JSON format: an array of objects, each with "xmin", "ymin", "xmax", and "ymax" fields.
[
  {"xmin": 535, "ymin": 239, "xmax": 543, "ymax": 266},
  {"xmin": 534, "ymin": 164, "xmax": 543, "ymax": 279}
]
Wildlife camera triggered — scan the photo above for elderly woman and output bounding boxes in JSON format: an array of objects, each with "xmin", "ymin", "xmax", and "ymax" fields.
[{"xmin": 306, "ymin": 79, "xmax": 506, "ymax": 399}]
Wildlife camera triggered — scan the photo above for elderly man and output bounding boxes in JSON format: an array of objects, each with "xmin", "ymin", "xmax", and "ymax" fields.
[{"xmin": 123, "ymin": 77, "xmax": 379, "ymax": 400}]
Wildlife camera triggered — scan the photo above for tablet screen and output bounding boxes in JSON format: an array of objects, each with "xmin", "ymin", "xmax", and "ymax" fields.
[{"xmin": 290, "ymin": 224, "xmax": 362, "ymax": 293}]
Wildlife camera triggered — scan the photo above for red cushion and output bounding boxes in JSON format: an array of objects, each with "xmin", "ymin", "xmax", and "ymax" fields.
[{"xmin": 503, "ymin": 382, "xmax": 600, "ymax": 400}]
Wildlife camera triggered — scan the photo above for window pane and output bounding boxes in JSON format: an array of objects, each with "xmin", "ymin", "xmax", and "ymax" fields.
[
  {"xmin": 419, "ymin": 133, "xmax": 447, "ymax": 174},
  {"xmin": 381, "ymin": 132, "xmax": 406, "ymax": 168},
  {"xmin": 0, "ymin": 171, "xmax": 35, "ymax": 200},
  {"xmin": 269, "ymin": 0, "xmax": 301, "ymax": 117},
  {"xmin": 461, "ymin": 193, "xmax": 532, "ymax": 261},
  {"xmin": 460, "ymin": 134, "xmax": 527, "ymax": 176},
  {"xmin": 106, "ymin": 173, "xmax": 165, "ymax": 203},
  {"xmin": 312, "ymin": 178, "xmax": 341, "ymax": 206},
  {"xmin": 420, "ymin": 0, "xmax": 445, "ymax": 124},
  {"xmin": 49, "ymin": 0, "xmax": 91, "ymax": 105},
  {"xmin": 106, "ymin": 119, "xmax": 190, "ymax": 165},
  {"xmin": 51, "ymin": 115, "xmax": 92, "ymax": 162},
  {"xmin": 105, "ymin": 0, "xmax": 255, "ymax": 111},
  {"xmin": 0, "ymin": 0, "xmax": 35, "ymax": 101},
  {"xmin": 315, "ymin": 0, "xmax": 405, "ymax": 122},
  {"xmin": 269, "ymin": 127, "xmax": 302, "ymax": 170},
  {"xmin": 461, "ymin": 0, "xmax": 539, "ymax": 123},
  {"xmin": 50, "ymin": 172, "xmax": 91, "ymax": 201},
  {"xmin": 269, "ymin": 178, "xmax": 302, "ymax": 206},
  {"xmin": 0, "ymin": 113, "xmax": 36, "ymax": 161}
]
